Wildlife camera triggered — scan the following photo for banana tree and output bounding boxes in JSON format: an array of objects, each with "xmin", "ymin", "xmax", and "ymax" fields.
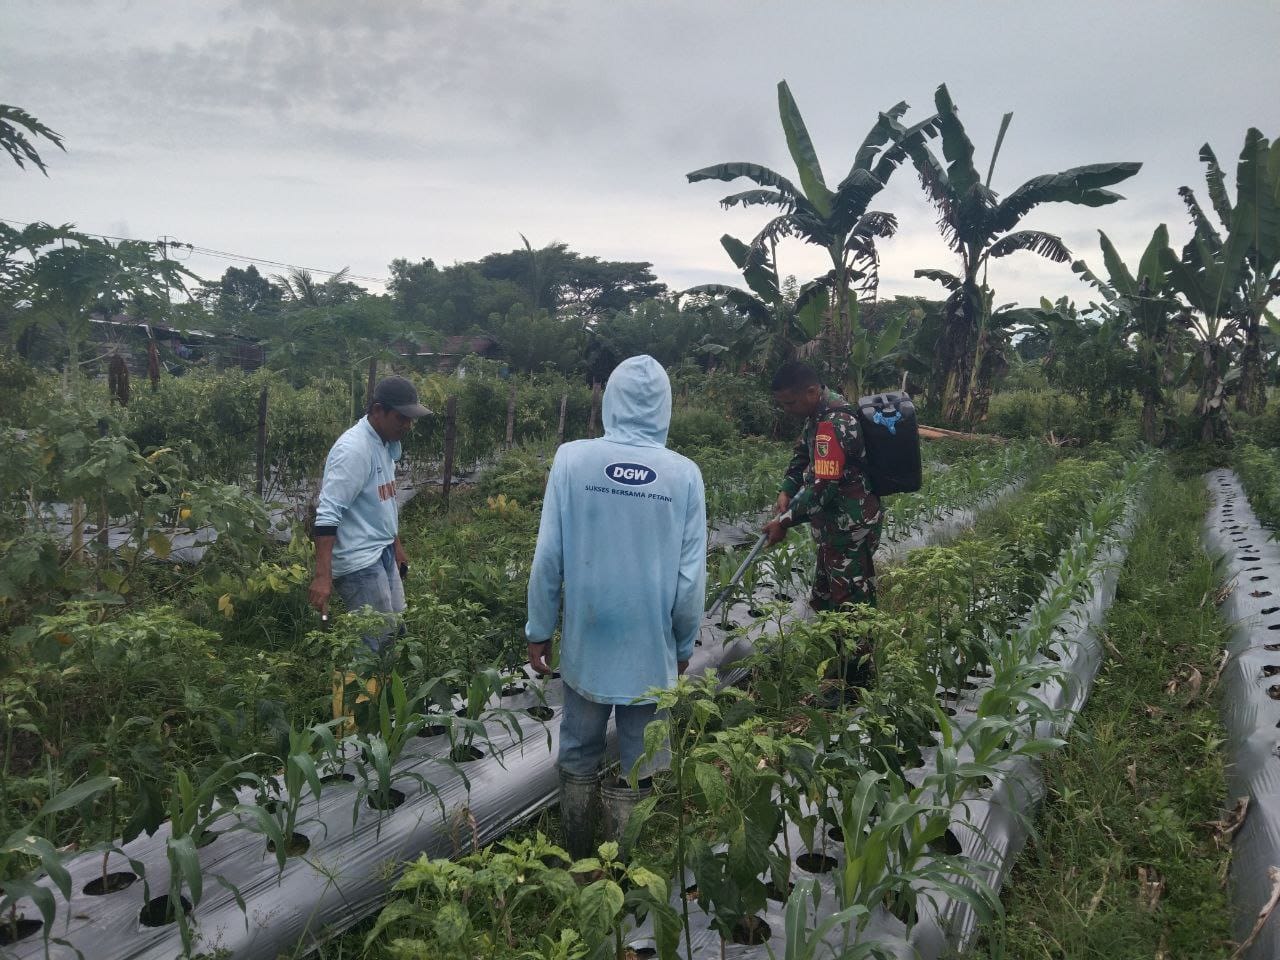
[
  {"xmin": 1071, "ymin": 225, "xmax": 1188, "ymax": 443},
  {"xmin": 683, "ymin": 234, "xmax": 829, "ymax": 374},
  {"xmin": 687, "ymin": 80, "xmax": 935, "ymax": 397},
  {"xmin": 1161, "ymin": 225, "xmax": 1249, "ymax": 443},
  {"xmin": 1177, "ymin": 129, "xmax": 1280, "ymax": 414},
  {"xmin": 898, "ymin": 84, "xmax": 1140, "ymax": 426}
]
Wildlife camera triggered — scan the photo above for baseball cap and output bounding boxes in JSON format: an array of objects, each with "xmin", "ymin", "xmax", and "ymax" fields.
[{"xmin": 372, "ymin": 376, "xmax": 430, "ymax": 418}]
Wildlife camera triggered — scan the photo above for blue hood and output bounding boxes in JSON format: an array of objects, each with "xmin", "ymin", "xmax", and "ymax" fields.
[{"xmin": 603, "ymin": 355, "xmax": 671, "ymax": 447}]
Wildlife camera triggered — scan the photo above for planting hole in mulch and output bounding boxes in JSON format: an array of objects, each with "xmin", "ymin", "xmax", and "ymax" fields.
[
  {"xmin": 321, "ymin": 772, "xmax": 356, "ymax": 784},
  {"xmin": 749, "ymin": 608, "xmax": 768, "ymax": 618},
  {"xmin": 928, "ymin": 829, "xmax": 963, "ymax": 856},
  {"xmin": 366, "ymin": 789, "xmax": 407, "ymax": 811},
  {"xmin": 731, "ymin": 915, "xmax": 772, "ymax": 945},
  {"xmin": 1268, "ymin": 685, "xmax": 1280, "ymax": 701},
  {"xmin": 694, "ymin": 638, "xmax": 703, "ymax": 646},
  {"xmin": 501, "ymin": 685, "xmax": 528, "ymax": 697},
  {"xmin": 260, "ymin": 798, "xmax": 280, "ymax": 815},
  {"xmin": 1243, "ymin": 556, "xmax": 1261, "ymax": 562},
  {"xmin": 796, "ymin": 852, "xmax": 838, "ymax": 873},
  {"xmin": 195, "ymin": 830, "xmax": 219, "ymax": 848},
  {"xmin": 970, "ymin": 666, "xmax": 993, "ymax": 678},
  {"xmin": 455, "ymin": 706, "xmax": 471, "ymax": 717},
  {"xmin": 828, "ymin": 825, "xmax": 844, "ymax": 842},
  {"xmin": 766, "ymin": 879, "xmax": 795, "ymax": 902},
  {"xmin": 1262, "ymin": 606, "xmax": 1280, "ymax": 615},
  {"xmin": 886, "ymin": 894, "xmax": 918, "ymax": 925},
  {"xmin": 1263, "ymin": 665, "xmax": 1280, "ymax": 676},
  {"xmin": 84, "ymin": 871, "xmax": 137, "ymax": 895},
  {"xmin": 776, "ymin": 593, "xmax": 794, "ymax": 603},
  {"xmin": 417, "ymin": 724, "xmax": 448, "ymax": 738},
  {"xmin": 526, "ymin": 705, "xmax": 555, "ymax": 721},
  {"xmin": 1252, "ymin": 576, "xmax": 1271, "ymax": 582},
  {"xmin": 0, "ymin": 917, "xmax": 42, "ymax": 945},
  {"xmin": 1253, "ymin": 591, "xmax": 1273, "ymax": 597},
  {"xmin": 1043, "ymin": 647, "xmax": 1062, "ymax": 662},
  {"xmin": 1266, "ymin": 643, "xmax": 1280, "ymax": 651},
  {"xmin": 1270, "ymin": 624, "xmax": 1280, "ymax": 631},
  {"xmin": 267, "ymin": 833, "xmax": 311, "ymax": 856},
  {"xmin": 625, "ymin": 948, "xmax": 658, "ymax": 960},
  {"xmin": 139, "ymin": 895, "xmax": 192, "ymax": 927},
  {"xmin": 450, "ymin": 744, "xmax": 485, "ymax": 763}
]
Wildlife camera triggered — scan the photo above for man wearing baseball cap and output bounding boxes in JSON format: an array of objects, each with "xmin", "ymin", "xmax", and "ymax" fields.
[{"xmin": 309, "ymin": 375, "xmax": 430, "ymax": 651}]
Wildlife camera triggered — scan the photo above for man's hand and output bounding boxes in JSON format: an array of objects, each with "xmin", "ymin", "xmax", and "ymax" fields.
[
  {"xmin": 763, "ymin": 518, "xmax": 788, "ymax": 547},
  {"xmin": 678, "ymin": 659, "xmax": 689, "ymax": 676},
  {"xmin": 528, "ymin": 641, "xmax": 554, "ymax": 676},
  {"xmin": 308, "ymin": 575, "xmax": 332, "ymax": 614},
  {"xmin": 394, "ymin": 539, "xmax": 409, "ymax": 579},
  {"xmin": 774, "ymin": 492, "xmax": 791, "ymax": 517}
]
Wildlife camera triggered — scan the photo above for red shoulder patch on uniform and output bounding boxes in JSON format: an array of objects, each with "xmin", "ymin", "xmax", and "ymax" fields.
[{"xmin": 813, "ymin": 421, "xmax": 844, "ymax": 480}]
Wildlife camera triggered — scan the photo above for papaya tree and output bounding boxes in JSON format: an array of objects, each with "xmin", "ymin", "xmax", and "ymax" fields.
[
  {"xmin": 898, "ymin": 83, "xmax": 1141, "ymax": 426},
  {"xmin": 7, "ymin": 229, "xmax": 193, "ymax": 394},
  {"xmin": 1177, "ymin": 128, "xmax": 1280, "ymax": 414},
  {"xmin": 686, "ymin": 80, "xmax": 935, "ymax": 396},
  {"xmin": 0, "ymin": 103, "xmax": 64, "ymax": 175}
]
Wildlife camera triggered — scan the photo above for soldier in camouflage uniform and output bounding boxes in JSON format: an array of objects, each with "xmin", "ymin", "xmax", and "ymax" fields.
[{"xmin": 763, "ymin": 362, "xmax": 882, "ymax": 611}]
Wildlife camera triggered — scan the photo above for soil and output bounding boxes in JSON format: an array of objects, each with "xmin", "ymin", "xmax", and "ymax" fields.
[
  {"xmin": 731, "ymin": 915, "xmax": 772, "ymax": 945},
  {"xmin": 366, "ymin": 789, "xmax": 406, "ymax": 811},
  {"xmin": 0, "ymin": 917, "xmax": 42, "ymax": 945},
  {"xmin": 84, "ymin": 871, "xmax": 137, "ymax": 895},
  {"xmin": 139, "ymin": 895, "xmax": 191, "ymax": 928},
  {"xmin": 796, "ymin": 852, "xmax": 837, "ymax": 873},
  {"xmin": 267, "ymin": 832, "xmax": 311, "ymax": 857}
]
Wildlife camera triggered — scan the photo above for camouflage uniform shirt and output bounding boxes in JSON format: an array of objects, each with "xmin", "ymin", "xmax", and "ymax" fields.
[{"xmin": 778, "ymin": 387, "xmax": 883, "ymax": 610}]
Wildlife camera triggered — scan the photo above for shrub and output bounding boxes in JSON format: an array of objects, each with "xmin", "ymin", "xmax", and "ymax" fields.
[{"xmin": 668, "ymin": 408, "xmax": 735, "ymax": 450}]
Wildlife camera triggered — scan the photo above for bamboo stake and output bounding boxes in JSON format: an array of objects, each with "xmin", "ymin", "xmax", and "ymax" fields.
[
  {"xmin": 441, "ymin": 395, "xmax": 458, "ymax": 511},
  {"xmin": 917, "ymin": 424, "xmax": 1005, "ymax": 444},
  {"xmin": 505, "ymin": 381, "xmax": 517, "ymax": 448}
]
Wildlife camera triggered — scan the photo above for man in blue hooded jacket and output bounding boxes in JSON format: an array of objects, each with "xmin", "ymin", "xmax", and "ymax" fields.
[{"xmin": 526, "ymin": 355, "xmax": 707, "ymax": 858}]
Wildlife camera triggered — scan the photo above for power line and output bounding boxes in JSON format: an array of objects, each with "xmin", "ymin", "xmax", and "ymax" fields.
[{"xmin": 0, "ymin": 216, "xmax": 389, "ymax": 286}]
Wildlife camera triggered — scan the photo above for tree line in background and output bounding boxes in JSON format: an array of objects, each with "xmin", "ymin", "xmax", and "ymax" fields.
[{"xmin": 1, "ymin": 87, "xmax": 1277, "ymax": 445}]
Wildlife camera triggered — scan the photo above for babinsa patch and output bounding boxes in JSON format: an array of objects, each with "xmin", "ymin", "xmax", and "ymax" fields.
[
  {"xmin": 813, "ymin": 421, "xmax": 844, "ymax": 480},
  {"xmin": 605, "ymin": 462, "xmax": 656, "ymax": 486}
]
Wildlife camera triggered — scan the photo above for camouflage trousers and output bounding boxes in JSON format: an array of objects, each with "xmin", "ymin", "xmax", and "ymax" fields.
[{"xmin": 810, "ymin": 521, "xmax": 881, "ymax": 612}]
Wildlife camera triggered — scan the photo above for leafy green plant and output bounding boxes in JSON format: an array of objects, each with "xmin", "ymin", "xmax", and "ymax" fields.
[
  {"xmin": 148, "ymin": 758, "xmax": 259, "ymax": 954},
  {"xmin": 1, "ymin": 775, "xmax": 119, "ymax": 949},
  {"xmin": 237, "ymin": 722, "xmax": 326, "ymax": 870},
  {"xmin": 351, "ymin": 673, "xmax": 437, "ymax": 821}
]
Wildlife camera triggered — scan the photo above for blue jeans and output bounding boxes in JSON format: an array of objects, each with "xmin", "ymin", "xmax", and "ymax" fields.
[
  {"xmin": 558, "ymin": 683, "xmax": 666, "ymax": 781},
  {"xmin": 333, "ymin": 544, "xmax": 406, "ymax": 653}
]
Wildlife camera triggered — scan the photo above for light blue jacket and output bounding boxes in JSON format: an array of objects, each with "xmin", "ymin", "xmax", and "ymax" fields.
[
  {"xmin": 314, "ymin": 417, "xmax": 402, "ymax": 578},
  {"xmin": 526, "ymin": 356, "xmax": 707, "ymax": 704}
]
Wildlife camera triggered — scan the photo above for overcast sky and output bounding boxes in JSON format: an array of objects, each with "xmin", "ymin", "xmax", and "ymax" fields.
[{"xmin": 4, "ymin": 0, "xmax": 1279, "ymax": 310}]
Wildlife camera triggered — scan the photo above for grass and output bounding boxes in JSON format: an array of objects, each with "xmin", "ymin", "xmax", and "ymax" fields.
[{"xmin": 974, "ymin": 463, "xmax": 1235, "ymax": 960}]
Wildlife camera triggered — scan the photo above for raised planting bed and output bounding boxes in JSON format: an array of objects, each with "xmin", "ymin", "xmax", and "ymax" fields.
[
  {"xmin": 1203, "ymin": 468, "xmax": 1280, "ymax": 960},
  {"xmin": 0, "ymin": 466, "xmax": 1031, "ymax": 960}
]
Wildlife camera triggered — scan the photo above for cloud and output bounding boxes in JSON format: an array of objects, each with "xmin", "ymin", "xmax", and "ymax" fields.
[{"xmin": 3, "ymin": 0, "xmax": 1278, "ymax": 311}]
